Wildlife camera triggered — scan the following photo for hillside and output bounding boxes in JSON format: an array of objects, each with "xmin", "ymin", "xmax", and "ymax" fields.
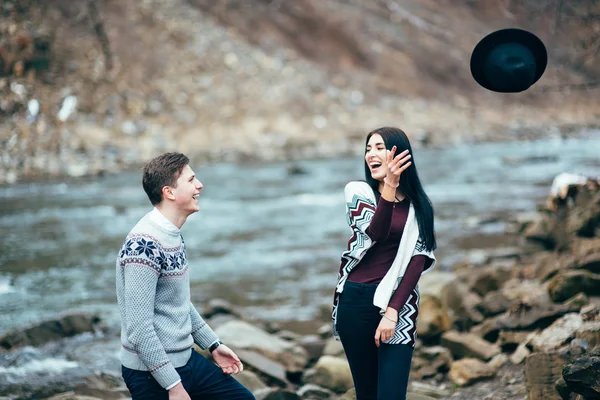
[{"xmin": 1, "ymin": 0, "xmax": 599, "ymax": 183}]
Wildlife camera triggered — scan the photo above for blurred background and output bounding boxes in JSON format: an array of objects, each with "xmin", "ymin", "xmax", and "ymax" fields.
[{"xmin": 1, "ymin": 1, "xmax": 599, "ymax": 399}]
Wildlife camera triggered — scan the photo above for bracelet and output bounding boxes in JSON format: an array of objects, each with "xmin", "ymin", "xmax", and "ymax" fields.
[
  {"xmin": 383, "ymin": 177, "xmax": 399, "ymax": 188},
  {"xmin": 209, "ymin": 340, "xmax": 223, "ymax": 353},
  {"xmin": 382, "ymin": 314, "xmax": 398, "ymax": 323}
]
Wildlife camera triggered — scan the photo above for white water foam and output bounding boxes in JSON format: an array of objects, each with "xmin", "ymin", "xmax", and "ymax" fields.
[
  {"xmin": 0, "ymin": 358, "xmax": 79, "ymax": 377},
  {"xmin": 0, "ymin": 276, "xmax": 15, "ymax": 294}
]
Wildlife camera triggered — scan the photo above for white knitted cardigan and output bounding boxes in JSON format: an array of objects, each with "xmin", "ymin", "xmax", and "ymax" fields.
[{"xmin": 332, "ymin": 181, "xmax": 436, "ymax": 339}]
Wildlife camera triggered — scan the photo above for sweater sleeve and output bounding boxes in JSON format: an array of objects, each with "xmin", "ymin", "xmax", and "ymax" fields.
[
  {"xmin": 122, "ymin": 247, "xmax": 181, "ymax": 389},
  {"xmin": 189, "ymin": 304, "xmax": 219, "ymax": 350},
  {"xmin": 365, "ymin": 197, "xmax": 395, "ymax": 241},
  {"xmin": 387, "ymin": 255, "xmax": 428, "ymax": 312}
]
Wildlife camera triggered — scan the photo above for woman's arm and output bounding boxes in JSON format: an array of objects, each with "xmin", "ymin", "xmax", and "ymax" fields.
[{"xmin": 386, "ymin": 255, "xmax": 431, "ymax": 314}]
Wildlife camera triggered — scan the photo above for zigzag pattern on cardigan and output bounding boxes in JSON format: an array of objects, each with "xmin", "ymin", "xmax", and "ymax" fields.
[
  {"xmin": 336, "ymin": 194, "xmax": 376, "ymax": 291},
  {"xmin": 386, "ymin": 286, "xmax": 419, "ymax": 346},
  {"xmin": 332, "ymin": 193, "xmax": 376, "ymax": 339}
]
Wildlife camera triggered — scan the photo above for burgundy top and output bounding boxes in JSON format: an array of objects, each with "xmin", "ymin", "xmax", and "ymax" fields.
[{"xmin": 347, "ymin": 197, "xmax": 431, "ymax": 312}]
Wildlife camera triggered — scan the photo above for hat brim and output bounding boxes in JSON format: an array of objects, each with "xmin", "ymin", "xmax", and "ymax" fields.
[{"xmin": 470, "ymin": 28, "xmax": 548, "ymax": 93}]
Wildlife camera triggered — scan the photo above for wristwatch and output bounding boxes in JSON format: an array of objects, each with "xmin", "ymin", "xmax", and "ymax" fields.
[{"xmin": 209, "ymin": 340, "xmax": 224, "ymax": 353}]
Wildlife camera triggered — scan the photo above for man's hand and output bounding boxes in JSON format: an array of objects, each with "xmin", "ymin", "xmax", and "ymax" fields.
[
  {"xmin": 212, "ymin": 344, "xmax": 244, "ymax": 375},
  {"xmin": 169, "ymin": 382, "xmax": 190, "ymax": 400},
  {"xmin": 374, "ymin": 307, "xmax": 398, "ymax": 347}
]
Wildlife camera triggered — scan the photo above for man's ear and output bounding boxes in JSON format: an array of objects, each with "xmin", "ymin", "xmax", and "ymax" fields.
[{"xmin": 162, "ymin": 186, "xmax": 176, "ymax": 201}]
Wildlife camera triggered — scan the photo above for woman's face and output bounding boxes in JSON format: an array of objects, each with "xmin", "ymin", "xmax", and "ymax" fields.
[{"xmin": 365, "ymin": 133, "xmax": 387, "ymax": 181}]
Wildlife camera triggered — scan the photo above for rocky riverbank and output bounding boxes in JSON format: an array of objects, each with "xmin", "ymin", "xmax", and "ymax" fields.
[
  {"xmin": 0, "ymin": 175, "xmax": 598, "ymax": 400},
  {"xmin": 2, "ymin": 0, "xmax": 600, "ymax": 185}
]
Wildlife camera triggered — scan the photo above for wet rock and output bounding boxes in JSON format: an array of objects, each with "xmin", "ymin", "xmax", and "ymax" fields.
[
  {"xmin": 565, "ymin": 183, "xmax": 600, "ymax": 237},
  {"xmin": 497, "ymin": 330, "xmax": 532, "ymax": 353},
  {"xmin": 448, "ymin": 358, "xmax": 496, "ymax": 387},
  {"xmin": 488, "ymin": 354, "xmax": 509, "ymax": 371},
  {"xmin": 530, "ymin": 313, "xmax": 584, "ymax": 352},
  {"xmin": 406, "ymin": 394, "xmax": 437, "ymax": 400},
  {"xmin": 317, "ymin": 324, "xmax": 332, "ymax": 339},
  {"xmin": 411, "ymin": 346, "xmax": 452, "ymax": 380},
  {"xmin": 234, "ymin": 349, "xmax": 290, "ymax": 387},
  {"xmin": 525, "ymin": 351, "xmax": 569, "ymax": 400},
  {"xmin": 470, "ymin": 302, "xmax": 580, "ymax": 343},
  {"xmin": 440, "ymin": 330, "xmax": 501, "ymax": 361},
  {"xmin": 338, "ymin": 388, "xmax": 356, "ymax": 400},
  {"xmin": 254, "ymin": 388, "xmax": 301, "ymax": 400},
  {"xmin": 547, "ymin": 270, "xmax": 600, "ymax": 302},
  {"xmin": 322, "ymin": 337, "xmax": 344, "ymax": 357},
  {"xmin": 440, "ymin": 280, "xmax": 484, "ymax": 332},
  {"xmin": 203, "ymin": 298, "xmax": 240, "ymax": 319},
  {"xmin": 510, "ymin": 342, "xmax": 532, "ymax": 365},
  {"xmin": 234, "ymin": 370, "xmax": 267, "ymax": 393},
  {"xmin": 214, "ymin": 320, "xmax": 309, "ymax": 372},
  {"xmin": 0, "ymin": 313, "xmax": 102, "ymax": 351},
  {"xmin": 276, "ymin": 330, "xmax": 302, "ymax": 342},
  {"xmin": 287, "ymin": 164, "xmax": 308, "ymax": 175},
  {"xmin": 564, "ymin": 293, "xmax": 590, "ymax": 309},
  {"xmin": 575, "ymin": 321, "xmax": 600, "ymax": 349},
  {"xmin": 417, "ymin": 294, "xmax": 452, "ymax": 341},
  {"xmin": 303, "ymin": 355, "xmax": 353, "ymax": 394},
  {"xmin": 297, "ymin": 335, "xmax": 326, "ymax": 366},
  {"xmin": 296, "ymin": 384, "xmax": 334, "ymax": 399},
  {"xmin": 408, "ymin": 381, "xmax": 452, "ymax": 398},
  {"xmin": 562, "ymin": 348, "xmax": 600, "ymax": 399},
  {"xmin": 523, "ymin": 218, "xmax": 557, "ymax": 249},
  {"xmin": 477, "ymin": 291, "xmax": 514, "ymax": 318}
]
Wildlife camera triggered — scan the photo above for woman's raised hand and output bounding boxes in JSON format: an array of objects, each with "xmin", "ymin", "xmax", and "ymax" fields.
[{"xmin": 385, "ymin": 146, "xmax": 412, "ymax": 187}]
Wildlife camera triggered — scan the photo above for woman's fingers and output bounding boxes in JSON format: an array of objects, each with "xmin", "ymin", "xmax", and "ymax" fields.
[
  {"xmin": 394, "ymin": 149, "xmax": 409, "ymax": 161},
  {"xmin": 395, "ymin": 161, "xmax": 412, "ymax": 175},
  {"xmin": 392, "ymin": 155, "xmax": 412, "ymax": 175}
]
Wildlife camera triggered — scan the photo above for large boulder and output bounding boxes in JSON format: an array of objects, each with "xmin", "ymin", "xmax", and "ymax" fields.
[
  {"xmin": 440, "ymin": 280, "xmax": 484, "ymax": 332},
  {"xmin": 562, "ymin": 347, "xmax": 600, "ymax": 399},
  {"xmin": 214, "ymin": 320, "xmax": 309, "ymax": 373},
  {"xmin": 411, "ymin": 346, "xmax": 452, "ymax": 380},
  {"xmin": 529, "ymin": 313, "xmax": 584, "ymax": 352},
  {"xmin": 234, "ymin": 370, "xmax": 267, "ymax": 393},
  {"xmin": 525, "ymin": 351, "xmax": 570, "ymax": 400},
  {"xmin": 417, "ymin": 295, "xmax": 452, "ymax": 341},
  {"xmin": 303, "ymin": 355, "xmax": 353, "ymax": 394},
  {"xmin": 448, "ymin": 358, "xmax": 495, "ymax": 387},
  {"xmin": 547, "ymin": 270, "xmax": 600, "ymax": 302},
  {"xmin": 254, "ymin": 388, "xmax": 301, "ymax": 400},
  {"xmin": 470, "ymin": 302, "xmax": 580, "ymax": 343},
  {"xmin": 0, "ymin": 313, "xmax": 102, "ymax": 351},
  {"xmin": 440, "ymin": 330, "xmax": 500, "ymax": 361}
]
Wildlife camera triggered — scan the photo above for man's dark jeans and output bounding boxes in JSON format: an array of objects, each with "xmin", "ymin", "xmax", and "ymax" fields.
[{"xmin": 122, "ymin": 351, "xmax": 255, "ymax": 400}]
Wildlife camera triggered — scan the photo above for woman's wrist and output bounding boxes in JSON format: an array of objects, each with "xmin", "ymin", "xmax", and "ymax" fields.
[
  {"xmin": 383, "ymin": 176, "xmax": 399, "ymax": 188},
  {"xmin": 385, "ymin": 307, "xmax": 399, "ymax": 320}
]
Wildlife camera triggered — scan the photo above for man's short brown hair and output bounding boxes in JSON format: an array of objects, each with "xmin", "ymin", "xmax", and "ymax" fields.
[{"xmin": 142, "ymin": 153, "xmax": 190, "ymax": 205}]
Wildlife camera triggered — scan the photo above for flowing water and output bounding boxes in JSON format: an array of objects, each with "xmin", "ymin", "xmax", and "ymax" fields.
[{"xmin": 0, "ymin": 132, "xmax": 599, "ymax": 397}]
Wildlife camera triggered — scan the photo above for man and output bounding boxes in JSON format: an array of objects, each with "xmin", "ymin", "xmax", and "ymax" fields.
[{"xmin": 116, "ymin": 152, "xmax": 255, "ymax": 400}]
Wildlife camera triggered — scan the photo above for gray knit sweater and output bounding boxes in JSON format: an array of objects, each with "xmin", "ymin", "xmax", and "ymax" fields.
[{"xmin": 116, "ymin": 208, "xmax": 219, "ymax": 389}]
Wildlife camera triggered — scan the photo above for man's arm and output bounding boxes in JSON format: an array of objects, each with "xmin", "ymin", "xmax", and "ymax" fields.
[
  {"xmin": 122, "ymin": 255, "xmax": 181, "ymax": 389},
  {"xmin": 189, "ymin": 303, "xmax": 220, "ymax": 350}
]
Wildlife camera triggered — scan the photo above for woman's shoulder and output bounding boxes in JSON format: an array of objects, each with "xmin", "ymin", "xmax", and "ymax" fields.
[{"xmin": 344, "ymin": 180, "xmax": 375, "ymax": 199}]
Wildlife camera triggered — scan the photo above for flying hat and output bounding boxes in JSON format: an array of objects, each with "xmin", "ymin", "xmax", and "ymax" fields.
[{"xmin": 470, "ymin": 28, "xmax": 548, "ymax": 93}]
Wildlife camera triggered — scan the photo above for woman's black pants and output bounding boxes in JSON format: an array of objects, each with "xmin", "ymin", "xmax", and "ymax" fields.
[{"xmin": 336, "ymin": 281, "xmax": 414, "ymax": 400}]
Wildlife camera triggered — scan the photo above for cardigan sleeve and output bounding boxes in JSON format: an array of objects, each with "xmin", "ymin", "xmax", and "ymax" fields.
[
  {"xmin": 344, "ymin": 181, "xmax": 377, "ymax": 235},
  {"xmin": 388, "ymin": 255, "xmax": 427, "ymax": 312},
  {"xmin": 365, "ymin": 197, "xmax": 395, "ymax": 242}
]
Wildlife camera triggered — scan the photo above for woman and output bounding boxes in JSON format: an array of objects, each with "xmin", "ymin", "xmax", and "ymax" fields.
[{"xmin": 332, "ymin": 127, "xmax": 437, "ymax": 399}]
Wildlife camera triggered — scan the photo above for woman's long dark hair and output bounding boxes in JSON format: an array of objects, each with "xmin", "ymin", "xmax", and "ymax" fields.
[{"xmin": 364, "ymin": 127, "xmax": 436, "ymax": 252}]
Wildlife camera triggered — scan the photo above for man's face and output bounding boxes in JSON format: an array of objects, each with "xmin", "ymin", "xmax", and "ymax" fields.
[{"xmin": 170, "ymin": 164, "xmax": 203, "ymax": 215}]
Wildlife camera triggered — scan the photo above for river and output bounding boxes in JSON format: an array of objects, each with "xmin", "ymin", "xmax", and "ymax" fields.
[{"xmin": 0, "ymin": 132, "xmax": 598, "ymax": 397}]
